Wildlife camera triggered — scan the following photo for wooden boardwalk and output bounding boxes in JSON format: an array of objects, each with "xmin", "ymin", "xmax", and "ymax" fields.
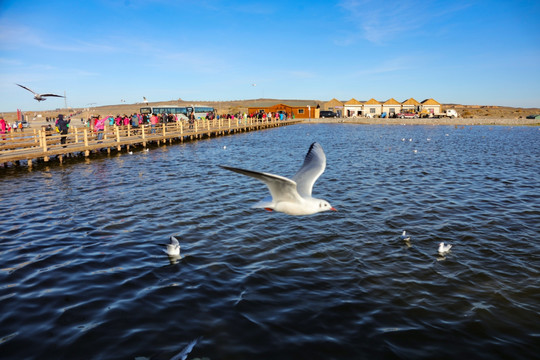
[{"xmin": 0, "ymin": 118, "xmax": 301, "ymax": 167}]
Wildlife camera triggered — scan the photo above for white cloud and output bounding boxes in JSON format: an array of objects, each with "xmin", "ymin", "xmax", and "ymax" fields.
[
  {"xmin": 351, "ymin": 54, "xmax": 429, "ymax": 78},
  {"xmin": 0, "ymin": 58, "xmax": 23, "ymax": 66},
  {"xmin": 0, "ymin": 24, "xmax": 119, "ymax": 53},
  {"xmin": 338, "ymin": 0, "xmax": 471, "ymax": 44},
  {"xmin": 338, "ymin": 0, "xmax": 422, "ymax": 44}
]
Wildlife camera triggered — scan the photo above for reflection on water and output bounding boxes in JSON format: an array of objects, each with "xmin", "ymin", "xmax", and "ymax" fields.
[
  {"xmin": 1, "ymin": 124, "xmax": 539, "ymax": 359},
  {"xmin": 167, "ymin": 255, "xmax": 182, "ymax": 265}
]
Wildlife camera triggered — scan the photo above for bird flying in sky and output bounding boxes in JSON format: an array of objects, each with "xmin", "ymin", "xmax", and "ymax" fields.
[{"xmin": 16, "ymin": 84, "xmax": 64, "ymax": 102}]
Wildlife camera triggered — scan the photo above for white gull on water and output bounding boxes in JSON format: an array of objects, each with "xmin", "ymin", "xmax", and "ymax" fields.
[
  {"xmin": 220, "ymin": 142, "xmax": 337, "ymax": 216},
  {"xmin": 438, "ymin": 242, "xmax": 452, "ymax": 255},
  {"xmin": 164, "ymin": 236, "xmax": 181, "ymax": 256},
  {"xmin": 401, "ymin": 231, "xmax": 411, "ymax": 241}
]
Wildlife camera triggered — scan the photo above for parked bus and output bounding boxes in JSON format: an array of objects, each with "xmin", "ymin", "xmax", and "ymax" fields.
[
  {"xmin": 140, "ymin": 105, "xmax": 215, "ymax": 120},
  {"xmin": 140, "ymin": 106, "xmax": 189, "ymax": 119},
  {"xmin": 186, "ymin": 106, "xmax": 215, "ymax": 119}
]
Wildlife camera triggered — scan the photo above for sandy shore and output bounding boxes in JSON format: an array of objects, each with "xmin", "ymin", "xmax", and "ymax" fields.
[{"xmin": 303, "ymin": 117, "xmax": 540, "ymax": 126}]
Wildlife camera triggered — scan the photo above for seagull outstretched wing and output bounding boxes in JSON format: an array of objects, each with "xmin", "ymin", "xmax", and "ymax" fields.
[
  {"xmin": 292, "ymin": 142, "xmax": 326, "ymax": 197},
  {"xmin": 16, "ymin": 83, "xmax": 37, "ymax": 95},
  {"xmin": 220, "ymin": 166, "xmax": 302, "ymax": 204},
  {"xmin": 170, "ymin": 236, "xmax": 180, "ymax": 247}
]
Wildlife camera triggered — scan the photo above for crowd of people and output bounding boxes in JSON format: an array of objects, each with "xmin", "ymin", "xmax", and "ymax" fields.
[
  {"xmin": 0, "ymin": 110, "xmax": 292, "ymax": 142},
  {"xmin": 213, "ymin": 111, "xmax": 293, "ymax": 122},
  {"xmin": 0, "ymin": 117, "xmax": 26, "ymax": 134}
]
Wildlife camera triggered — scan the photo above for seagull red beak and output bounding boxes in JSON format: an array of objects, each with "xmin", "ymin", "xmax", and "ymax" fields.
[{"xmin": 330, "ymin": 207, "xmax": 337, "ymax": 211}]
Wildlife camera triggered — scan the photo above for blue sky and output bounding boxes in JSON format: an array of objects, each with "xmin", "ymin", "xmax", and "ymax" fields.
[{"xmin": 1, "ymin": 0, "xmax": 539, "ymax": 112}]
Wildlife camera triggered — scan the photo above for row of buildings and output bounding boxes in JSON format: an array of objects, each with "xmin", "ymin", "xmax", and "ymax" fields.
[{"xmin": 247, "ymin": 98, "xmax": 443, "ymax": 119}]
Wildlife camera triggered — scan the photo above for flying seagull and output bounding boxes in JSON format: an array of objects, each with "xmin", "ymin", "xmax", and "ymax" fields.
[
  {"xmin": 220, "ymin": 142, "xmax": 337, "ymax": 216},
  {"xmin": 143, "ymin": 96, "xmax": 149, "ymax": 105},
  {"xmin": 16, "ymin": 84, "xmax": 64, "ymax": 102}
]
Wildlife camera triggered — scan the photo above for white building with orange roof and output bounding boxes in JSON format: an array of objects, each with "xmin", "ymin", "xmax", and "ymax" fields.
[
  {"xmin": 382, "ymin": 98, "xmax": 401, "ymax": 117},
  {"xmin": 420, "ymin": 98, "xmax": 442, "ymax": 115},
  {"xmin": 401, "ymin": 98, "xmax": 421, "ymax": 113},
  {"xmin": 363, "ymin": 98, "xmax": 382, "ymax": 117},
  {"xmin": 344, "ymin": 98, "xmax": 363, "ymax": 117}
]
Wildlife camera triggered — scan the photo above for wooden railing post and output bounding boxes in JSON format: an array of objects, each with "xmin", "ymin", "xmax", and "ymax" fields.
[
  {"xmin": 116, "ymin": 126, "xmax": 121, "ymax": 150},
  {"xmin": 83, "ymin": 128, "xmax": 90, "ymax": 156},
  {"xmin": 38, "ymin": 129, "xmax": 43, "ymax": 147},
  {"xmin": 41, "ymin": 130, "xmax": 50, "ymax": 162},
  {"xmin": 41, "ymin": 129, "xmax": 48, "ymax": 152}
]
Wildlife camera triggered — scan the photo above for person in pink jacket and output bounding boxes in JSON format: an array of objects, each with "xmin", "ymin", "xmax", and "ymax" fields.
[
  {"xmin": 150, "ymin": 113, "xmax": 159, "ymax": 134},
  {"xmin": 0, "ymin": 117, "xmax": 6, "ymax": 140},
  {"xmin": 94, "ymin": 115, "xmax": 106, "ymax": 141}
]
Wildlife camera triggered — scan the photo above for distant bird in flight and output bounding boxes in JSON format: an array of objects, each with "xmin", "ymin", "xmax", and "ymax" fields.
[
  {"xmin": 143, "ymin": 96, "xmax": 149, "ymax": 105},
  {"xmin": 16, "ymin": 84, "xmax": 64, "ymax": 102}
]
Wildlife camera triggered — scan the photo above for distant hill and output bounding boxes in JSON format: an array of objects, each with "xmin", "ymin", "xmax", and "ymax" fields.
[{"xmin": 2, "ymin": 99, "xmax": 539, "ymax": 122}]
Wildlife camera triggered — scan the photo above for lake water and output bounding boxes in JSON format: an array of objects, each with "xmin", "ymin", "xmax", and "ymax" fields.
[{"xmin": 1, "ymin": 124, "xmax": 539, "ymax": 359}]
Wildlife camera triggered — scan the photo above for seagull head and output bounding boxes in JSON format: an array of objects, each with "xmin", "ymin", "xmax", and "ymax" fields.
[{"xmin": 318, "ymin": 200, "xmax": 337, "ymax": 212}]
